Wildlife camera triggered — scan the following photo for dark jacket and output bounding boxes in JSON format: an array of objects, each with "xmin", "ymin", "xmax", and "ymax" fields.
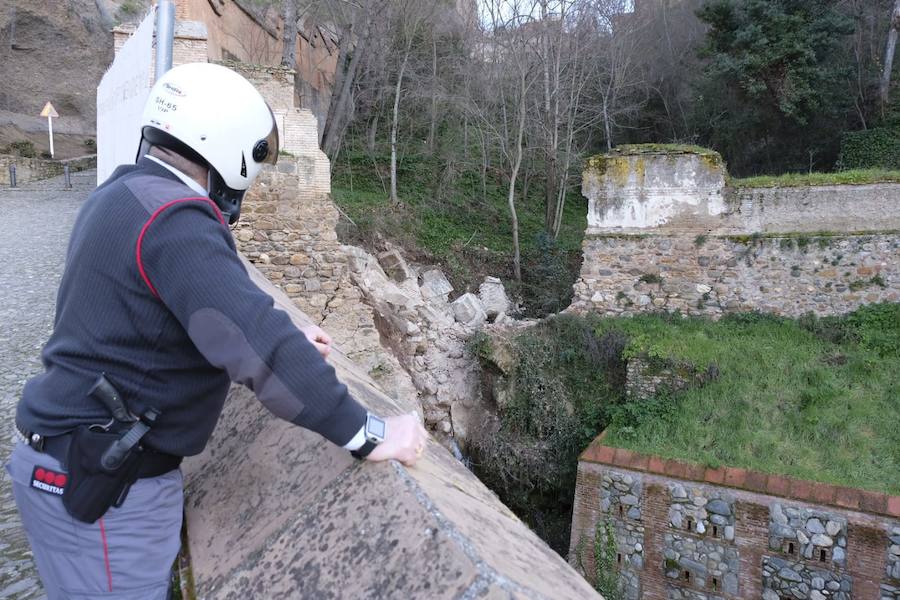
[{"xmin": 17, "ymin": 158, "xmax": 365, "ymax": 456}]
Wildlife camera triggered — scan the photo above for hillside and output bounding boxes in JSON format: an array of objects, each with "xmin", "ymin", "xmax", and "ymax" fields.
[{"xmin": 0, "ymin": 0, "xmax": 161, "ymax": 158}]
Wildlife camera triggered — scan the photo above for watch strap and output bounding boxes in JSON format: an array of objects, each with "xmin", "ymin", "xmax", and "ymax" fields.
[{"xmin": 350, "ymin": 439, "xmax": 377, "ymax": 459}]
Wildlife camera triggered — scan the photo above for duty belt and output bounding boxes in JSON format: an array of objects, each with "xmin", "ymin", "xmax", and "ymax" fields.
[{"xmin": 15, "ymin": 423, "xmax": 182, "ymax": 479}]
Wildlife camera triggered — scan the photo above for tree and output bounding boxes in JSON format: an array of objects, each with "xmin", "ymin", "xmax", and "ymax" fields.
[
  {"xmin": 694, "ymin": 0, "xmax": 856, "ymax": 174},
  {"xmin": 280, "ymin": 0, "xmax": 298, "ymax": 68},
  {"xmin": 880, "ymin": 0, "xmax": 900, "ymax": 112}
]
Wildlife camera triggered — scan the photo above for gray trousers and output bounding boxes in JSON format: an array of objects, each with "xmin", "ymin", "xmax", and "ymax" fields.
[{"xmin": 5, "ymin": 441, "xmax": 183, "ymax": 599}]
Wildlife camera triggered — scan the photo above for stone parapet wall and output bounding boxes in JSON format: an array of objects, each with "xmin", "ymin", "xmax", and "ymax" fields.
[
  {"xmin": 570, "ymin": 441, "xmax": 900, "ymax": 600},
  {"xmin": 731, "ymin": 184, "xmax": 900, "ymax": 235},
  {"xmin": 182, "ymin": 263, "xmax": 601, "ymax": 599},
  {"xmin": 571, "ymin": 233, "xmax": 899, "ymax": 318},
  {"xmin": 0, "ymin": 154, "xmax": 96, "ymax": 185}
]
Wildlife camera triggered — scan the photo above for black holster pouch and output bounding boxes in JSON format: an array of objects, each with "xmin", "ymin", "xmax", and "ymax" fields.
[{"xmin": 62, "ymin": 426, "xmax": 144, "ymax": 524}]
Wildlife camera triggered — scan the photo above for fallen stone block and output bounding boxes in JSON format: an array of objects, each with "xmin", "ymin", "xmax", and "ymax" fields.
[
  {"xmin": 478, "ymin": 276, "xmax": 511, "ymax": 318},
  {"xmin": 378, "ymin": 248, "xmax": 416, "ymax": 283},
  {"xmin": 451, "ymin": 293, "xmax": 487, "ymax": 326},
  {"xmin": 420, "ymin": 268, "xmax": 454, "ymax": 302}
]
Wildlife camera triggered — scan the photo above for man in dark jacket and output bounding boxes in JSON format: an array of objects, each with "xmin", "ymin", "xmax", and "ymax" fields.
[{"xmin": 7, "ymin": 62, "xmax": 426, "ymax": 599}]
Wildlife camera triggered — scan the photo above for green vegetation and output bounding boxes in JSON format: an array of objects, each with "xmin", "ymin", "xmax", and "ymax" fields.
[
  {"xmin": 468, "ymin": 317, "xmax": 627, "ymax": 553},
  {"xmin": 837, "ymin": 128, "xmax": 900, "ymax": 170},
  {"xmin": 582, "ymin": 520, "xmax": 623, "ymax": 600},
  {"xmin": 608, "ymin": 143, "xmax": 722, "ymax": 157},
  {"xmin": 331, "ymin": 149, "xmax": 587, "ymax": 316},
  {"xmin": 471, "ymin": 305, "xmax": 900, "ymax": 554},
  {"xmin": 732, "ymin": 169, "xmax": 900, "ymax": 188},
  {"xmin": 604, "ymin": 305, "xmax": 900, "ymax": 494},
  {"xmin": 1, "ymin": 140, "xmax": 37, "ymax": 158},
  {"xmin": 693, "ymin": 0, "xmax": 857, "ymax": 175}
]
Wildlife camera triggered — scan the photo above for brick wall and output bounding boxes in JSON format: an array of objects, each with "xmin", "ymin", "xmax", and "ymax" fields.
[{"xmin": 570, "ymin": 443, "xmax": 900, "ymax": 599}]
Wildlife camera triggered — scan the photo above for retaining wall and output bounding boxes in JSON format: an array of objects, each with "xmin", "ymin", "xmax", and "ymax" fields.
[
  {"xmin": 571, "ymin": 149, "xmax": 900, "ymax": 318},
  {"xmin": 0, "ymin": 154, "xmax": 96, "ymax": 186}
]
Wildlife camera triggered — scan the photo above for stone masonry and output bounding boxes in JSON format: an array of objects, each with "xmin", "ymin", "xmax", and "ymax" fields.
[
  {"xmin": 571, "ymin": 442, "xmax": 900, "ymax": 600},
  {"xmin": 570, "ymin": 147, "xmax": 900, "ymax": 318},
  {"xmin": 180, "ymin": 260, "xmax": 602, "ymax": 599},
  {"xmin": 0, "ymin": 154, "xmax": 96, "ymax": 186}
]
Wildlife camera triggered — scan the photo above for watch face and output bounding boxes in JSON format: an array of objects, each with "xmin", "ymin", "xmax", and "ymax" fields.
[{"xmin": 367, "ymin": 415, "xmax": 386, "ymax": 441}]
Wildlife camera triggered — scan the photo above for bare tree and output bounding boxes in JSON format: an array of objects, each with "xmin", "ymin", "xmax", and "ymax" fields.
[
  {"xmin": 280, "ymin": 0, "xmax": 298, "ymax": 67},
  {"xmin": 880, "ymin": 0, "xmax": 900, "ymax": 111}
]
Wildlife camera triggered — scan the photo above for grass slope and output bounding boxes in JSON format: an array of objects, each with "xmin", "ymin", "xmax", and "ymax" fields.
[
  {"xmin": 731, "ymin": 168, "xmax": 900, "ymax": 188},
  {"xmin": 601, "ymin": 306, "xmax": 900, "ymax": 495}
]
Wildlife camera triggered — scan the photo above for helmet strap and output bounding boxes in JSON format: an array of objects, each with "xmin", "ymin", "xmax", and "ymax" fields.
[{"xmin": 208, "ymin": 168, "xmax": 245, "ymax": 225}]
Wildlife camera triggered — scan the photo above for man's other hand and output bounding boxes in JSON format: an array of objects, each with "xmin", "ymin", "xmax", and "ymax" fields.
[
  {"xmin": 301, "ymin": 325, "xmax": 333, "ymax": 358},
  {"xmin": 366, "ymin": 413, "xmax": 428, "ymax": 467}
]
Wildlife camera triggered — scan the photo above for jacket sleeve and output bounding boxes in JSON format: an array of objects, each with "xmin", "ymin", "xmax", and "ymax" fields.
[{"xmin": 138, "ymin": 199, "xmax": 366, "ymax": 446}]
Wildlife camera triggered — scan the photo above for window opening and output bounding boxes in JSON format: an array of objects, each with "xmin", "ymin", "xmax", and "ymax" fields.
[
  {"xmin": 683, "ymin": 570, "xmax": 691, "ymax": 583},
  {"xmin": 710, "ymin": 577, "xmax": 719, "ymax": 591}
]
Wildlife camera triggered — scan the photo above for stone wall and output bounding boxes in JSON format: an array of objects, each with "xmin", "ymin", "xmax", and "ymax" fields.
[
  {"xmin": 0, "ymin": 154, "xmax": 96, "ymax": 185},
  {"xmin": 572, "ymin": 147, "xmax": 900, "ymax": 318},
  {"xmin": 573, "ymin": 233, "xmax": 899, "ymax": 318},
  {"xmin": 570, "ymin": 443, "xmax": 900, "ymax": 600}
]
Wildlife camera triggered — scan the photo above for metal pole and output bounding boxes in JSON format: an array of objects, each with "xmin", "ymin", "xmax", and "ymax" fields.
[
  {"xmin": 48, "ymin": 115, "xmax": 55, "ymax": 158},
  {"xmin": 9, "ymin": 164, "xmax": 16, "ymax": 188},
  {"xmin": 154, "ymin": 0, "xmax": 175, "ymax": 82},
  {"xmin": 64, "ymin": 164, "xmax": 71, "ymax": 189}
]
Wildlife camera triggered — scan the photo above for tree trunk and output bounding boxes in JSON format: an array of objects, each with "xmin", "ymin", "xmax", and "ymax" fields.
[
  {"xmin": 322, "ymin": 24, "xmax": 368, "ymax": 156},
  {"xmin": 880, "ymin": 0, "xmax": 900, "ymax": 111},
  {"xmin": 366, "ymin": 110, "xmax": 379, "ymax": 155},
  {"xmin": 427, "ymin": 37, "xmax": 438, "ymax": 152},
  {"xmin": 390, "ymin": 53, "xmax": 410, "ymax": 205},
  {"xmin": 507, "ymin": 73, "xmax": 527, "ymax": 283},
  {"xmin": 602, "ymin": 93, "xmax": 613, "ymax": 152},
  {"xmin": 280, "ymin": 0, "xmax": 298, "ymax": 68}
]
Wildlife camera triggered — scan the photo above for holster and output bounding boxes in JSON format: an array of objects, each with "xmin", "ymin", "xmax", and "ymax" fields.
[{"xmin": 62, "ymin": 425, "xmax": 144, "ymax": 524}]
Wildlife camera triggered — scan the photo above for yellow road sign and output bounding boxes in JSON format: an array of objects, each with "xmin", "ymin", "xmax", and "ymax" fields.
[{"xmin": 40, "ymin": 102, "xmax": 59, "ymax": 118}]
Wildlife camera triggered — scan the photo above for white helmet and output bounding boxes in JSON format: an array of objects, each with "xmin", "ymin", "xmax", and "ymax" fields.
[{"xmin": 139, "ymin": 62, "xmax": 279, "ymax": 223}]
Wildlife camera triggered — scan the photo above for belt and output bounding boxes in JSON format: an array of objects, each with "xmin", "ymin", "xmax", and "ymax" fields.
[{"xmin": 16, "ymin": 424, "xmax": 182, "ymax": 479}]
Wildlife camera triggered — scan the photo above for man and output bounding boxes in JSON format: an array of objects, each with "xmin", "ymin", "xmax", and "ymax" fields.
[{"xmin": 6, "ymin": 63, "xmax": 426, "ymax": 599}]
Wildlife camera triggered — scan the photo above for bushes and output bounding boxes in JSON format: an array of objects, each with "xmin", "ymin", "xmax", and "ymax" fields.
[
  {"xmin": 837, "ymin": 128, "xmax": 900, "ymax": 170},
  {"xmin": 2, "ymin": 140, "xmax": 37, "ymax": 158},
  {"xmin": 467, "ymin": 315, "xmax": 626, "ymax": 554}
]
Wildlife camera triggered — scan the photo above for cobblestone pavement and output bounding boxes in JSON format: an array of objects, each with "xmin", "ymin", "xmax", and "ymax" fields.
[{"xmin": 0, "ymin": 170, "xmax": 94, "ymax": 599}]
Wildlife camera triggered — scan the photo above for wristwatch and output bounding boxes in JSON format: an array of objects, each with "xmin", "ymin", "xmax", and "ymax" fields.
[{"xmin": 350, "ymin": 414, "xmax": 386, "ymax": 459}]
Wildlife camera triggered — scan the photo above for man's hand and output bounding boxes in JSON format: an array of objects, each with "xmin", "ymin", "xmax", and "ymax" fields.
[
  {"xmin": 365, "ymin": 413, "xmax": 429, "ymax": 467},
  {"xmin": 301, "ymin": 325, "xmax": 333, "ymax": 359}
]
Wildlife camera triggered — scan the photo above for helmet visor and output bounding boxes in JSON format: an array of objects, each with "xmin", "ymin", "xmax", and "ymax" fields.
[{"xmin": 253, "ymin": 107, "xmax": 279, "ymax": 165}]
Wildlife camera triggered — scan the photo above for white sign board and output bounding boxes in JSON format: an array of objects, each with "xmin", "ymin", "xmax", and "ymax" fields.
[{"xmin": 96, "ymin": 9, "xmax": 155, "ymax": 185}]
